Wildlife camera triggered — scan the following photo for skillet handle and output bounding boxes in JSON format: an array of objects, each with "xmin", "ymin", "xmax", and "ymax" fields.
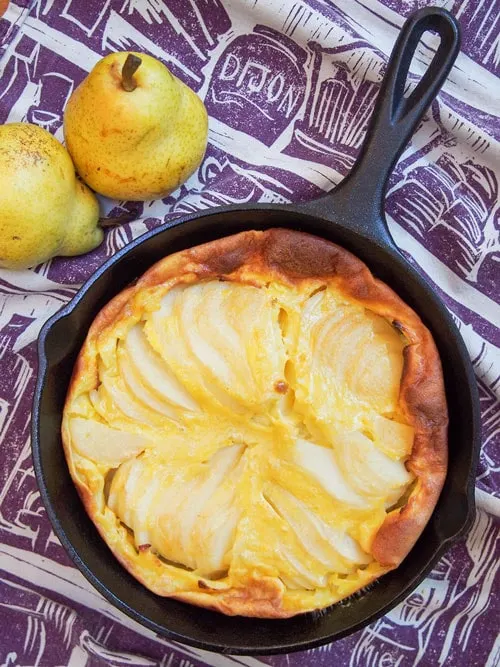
[{"xmin": 302, "ymin": 7, "xmax": 461, "ymax": 246}]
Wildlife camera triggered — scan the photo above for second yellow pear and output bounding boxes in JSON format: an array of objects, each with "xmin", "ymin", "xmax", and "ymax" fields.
[{"xmin": 63, "ymin": 52, "xmax": 208, "ymax": 201}]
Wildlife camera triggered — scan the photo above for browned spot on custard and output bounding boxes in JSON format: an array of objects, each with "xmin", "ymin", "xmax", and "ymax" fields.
[
  {"xmin": 198, "ymin": 579, "xmax": 210, "ymax": 589},
  {"xmin": 138, "ymin": 544, "xmax": 151, "ymax": 552},
  {"xmin": 274, "ymin": 380, "xmax": 288, "ymax": 394}
]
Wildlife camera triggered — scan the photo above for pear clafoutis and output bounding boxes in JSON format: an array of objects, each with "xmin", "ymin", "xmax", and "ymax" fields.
[
  {"xmin": 0, "ymin": 123, "xmax": 102, "ymax": 270},
  {"xmin": 61, "ymin": 230, "xmax": 448, "ymax": 618},
  {"xmin": 63, "ymin": 52, "xmax": 209, "ymax": 202}
]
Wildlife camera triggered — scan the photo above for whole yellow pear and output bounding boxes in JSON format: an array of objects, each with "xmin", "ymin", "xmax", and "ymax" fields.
[
  {"xmin": 63, "ymin": 52, "xmax": 209, "ymax": 201},
  {"xmin": 0, "ymin": 123, "xmax": 102, "ymax": 270}
]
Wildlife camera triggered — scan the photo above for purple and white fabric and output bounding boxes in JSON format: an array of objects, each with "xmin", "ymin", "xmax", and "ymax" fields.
[{"xmin": 0, "ymin": 1, "xmax": 498, "ymax": 665}]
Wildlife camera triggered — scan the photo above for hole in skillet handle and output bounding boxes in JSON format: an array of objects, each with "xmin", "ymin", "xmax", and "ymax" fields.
[{"xmin": 299, "ymin": 7, "xmax": 461, "ymax": 247}]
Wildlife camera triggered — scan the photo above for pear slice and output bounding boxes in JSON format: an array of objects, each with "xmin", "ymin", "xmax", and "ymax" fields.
[
  {"xmin": 148, "ymin": 287, "xmax": 205, "ymax": 397},
  {"xmin": 265, "ymin": 484, "xmax": 370, "ymax": 574},
  {"xmin": 347, "ymin": 314, "xmax": 405, "ymax": 412},
  {"xmin": 300, "ymin": 289, "xmax": 325, "ymax": 333},
  {"xmin": 178, "ymin": 283, "xmax": 235, "ymax": 391},
  {"xmin": 315, "ymin": 312, "xmax": 371, "ymax": 388},
  {"xmin": 294, "ymin": 438, "xmax": 368, "ymax": 508},
  {"xmin": 108, "ymin": 456, "xmax": 159, "ymax": 540},
  {"xmin": 124, "ymin": 324, "xmax": 199, "ymax": 412},
  {"xmin": 131, "ymin": 475, "xmax": 162, "ymax": 547},
  {"xmin": 279, "ymin": 545, "xmax": 328, "ymax": 589},
  {"xmin": 225, "ymin": 283, "xmax": 287, "ymax": 400},
  {"xmin": 192, "ymin": 449, "xmax": 246, "ymax": 575},
  {"xmin": 193, "ymin": 282, "xmax": 272, "ymax": 400},
  {"xmin": 371, "ymin": 415, "xmax": 414, "ymax": 459},
  {"xmin": 199, "ymin": 283, "xmax": 248, "ymax": 362},
  {"xmin": 194, "ymin": 500, "xmax": 240, "ymax": 576},
  {"xmin": 118, "ymin": 347, "xmax": 180, "ymax": 422},
  {"xmin": 69, "ymin": 417, "xmax": 152, "ymax": 467},
  {"xmin": 178, "ymin": 444, "xmax": 244, "ymax": 564},
  {"xmin": 333, "ymin": 430, "xmax": 412, "ymax": 499},
  {"xmin": 133, "ymin": 468, "xmax": 191, "ymax": 555},
  {"xmin": 149, "ymin": 475, "xmax": 199, "ymax": 567},
  {"xmin": 98, "ymin": 375, "xmax": 161, "ymax": 427}
]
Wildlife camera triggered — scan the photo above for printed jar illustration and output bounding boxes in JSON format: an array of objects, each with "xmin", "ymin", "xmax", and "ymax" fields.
[
  {"xmin": 288, "ymin": 42, "xmax": 382, "ymax": 175},
  {"xmin": 206, "ymin": 25, "xmax": 308, "ymax": 146}
]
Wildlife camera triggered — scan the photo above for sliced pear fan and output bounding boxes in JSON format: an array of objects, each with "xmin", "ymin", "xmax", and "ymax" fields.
[
  {"xmin": 176, "ymin": 282, "xmax": 285, "ymax": 405},
  {"xmin": 149, "ymin": 281, "xmax": 286, "ymax": 410},
  {"xmin": 108, "ymin": 444, "xmax": 245, "ymax": 575},
  {"xmin": 69, "ymin": 417, "xmax": 153, "ymax": 467},
  {"xmin": 149, "ymin": 287, "xmax": 244, "ymax": 412},
  {"xmin": 177, "ymin": 444, "xmax": 244, "ymax": 570},
  {"xmin": 301, "ymin": 290, "xmax": 405, "ymax": 414}
]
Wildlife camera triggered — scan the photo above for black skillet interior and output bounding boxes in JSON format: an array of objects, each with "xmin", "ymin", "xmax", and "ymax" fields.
[{"xmin": 33, "ymin": 7, "xmax": 481, "ymax": 655}]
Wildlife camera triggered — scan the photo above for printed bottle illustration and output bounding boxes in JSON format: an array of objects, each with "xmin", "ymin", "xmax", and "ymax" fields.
[{"xmin": 286, "ymin": 40, "xmax": 383, "ymax": 175}]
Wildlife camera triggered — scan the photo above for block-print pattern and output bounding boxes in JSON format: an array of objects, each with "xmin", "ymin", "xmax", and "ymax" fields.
[{"xmin": 0, "ymin": 1, "xmax": 498, "ymax": 665}]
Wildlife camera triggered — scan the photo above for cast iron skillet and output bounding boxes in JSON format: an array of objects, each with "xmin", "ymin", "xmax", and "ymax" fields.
[{"xmin": 33, "ymin": 7, "xmax": 481, "ymax": 655}]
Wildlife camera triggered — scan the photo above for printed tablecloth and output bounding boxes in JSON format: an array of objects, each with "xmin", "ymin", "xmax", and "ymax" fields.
[{"xmin": 0, "ymin": 1, "xmax": 499, "ymax": 665}]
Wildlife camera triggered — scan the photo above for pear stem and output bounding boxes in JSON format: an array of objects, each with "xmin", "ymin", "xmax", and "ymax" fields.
[
  {"xmin": 99, "ymin": 217, "xmax": 122, "ymax": 228},
  {"xmin": 99, "ymin": 209, "xmax": 140, "ymax": 228},
  {"xmin": 122, "ymin": 54, "xmax": 142, "ymax": 92}
]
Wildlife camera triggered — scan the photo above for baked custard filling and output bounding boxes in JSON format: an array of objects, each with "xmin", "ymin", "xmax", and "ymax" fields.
[
  {"xmin": 63, "ymin": 228, "xmax": 447, "ymax": 617},
  {"xmin": 65, "ymin": 279, "xmax": 415, "ymax": 605}
]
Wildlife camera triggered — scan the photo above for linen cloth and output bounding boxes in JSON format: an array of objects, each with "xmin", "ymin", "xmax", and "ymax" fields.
[{"xmin": 0, "ymin": 1, "xmax": 499, "ymax": 665}]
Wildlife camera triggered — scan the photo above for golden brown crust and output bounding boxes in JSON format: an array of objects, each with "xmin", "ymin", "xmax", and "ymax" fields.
[
  {"xmin": 175, "ymin": 577, "xmax": 287, "ymax": 618},
  {"xmin": 63, "ymin": 228, "xmax": 448, "ymax": 616}
]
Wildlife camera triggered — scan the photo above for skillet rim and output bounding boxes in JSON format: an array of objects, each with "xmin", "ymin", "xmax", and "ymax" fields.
[{"xmin": 32, "ymin": 203, "xmax": 481, "ymax": 654}]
